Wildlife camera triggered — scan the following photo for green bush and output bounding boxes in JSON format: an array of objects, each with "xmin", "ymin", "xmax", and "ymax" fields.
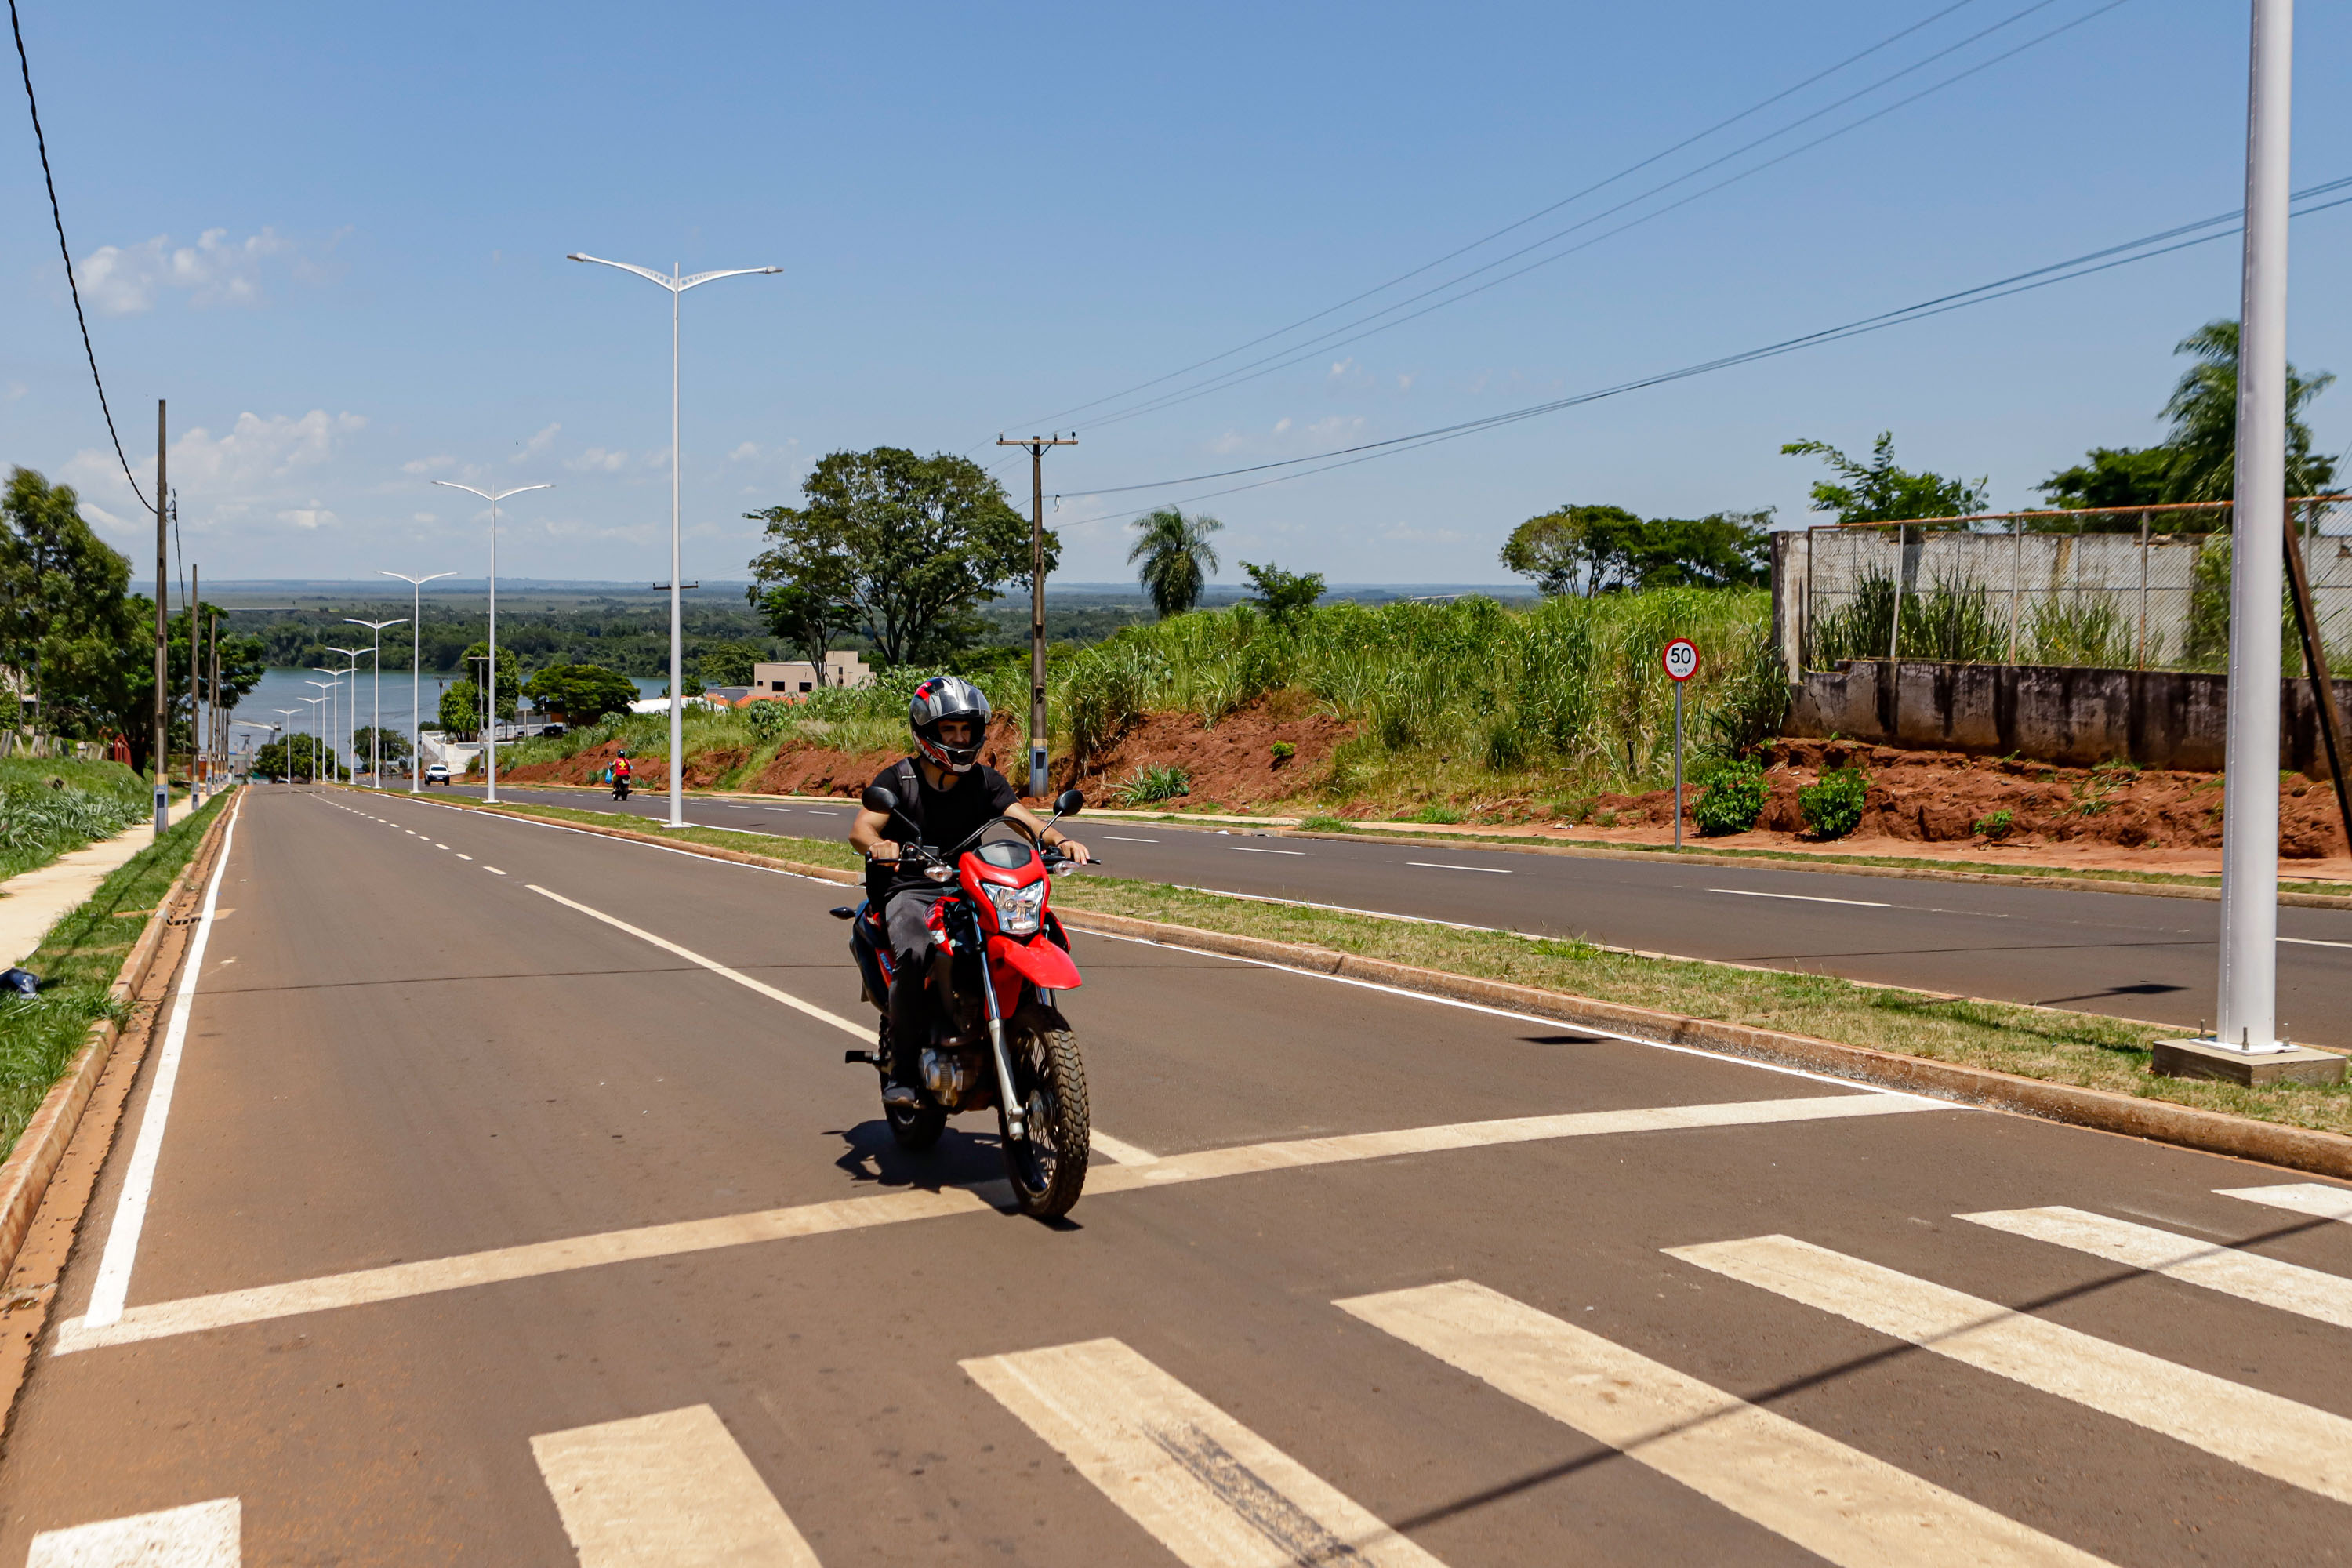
[
  {"xmin": 1798, "ymin": 766, "xmax": 1870, "ymax": 839},
  {"xmin": 1692, "ymin": 758, "xmax": 1766, "ymax": 836},
  {"xmin": 1973, "ymin": 808, "xmax": 2015, "ymax": 840},
  {"xmin": 1114, "ymin": 764, "xmax": 1191, "ymax": 805},
  {"xmin": 1412, "ymin": 802, "xmax": 1464, "ymax": 824},
  {"xmin": 1269, "ymin": 741, "xmax": 1295, "ymax": 762}
]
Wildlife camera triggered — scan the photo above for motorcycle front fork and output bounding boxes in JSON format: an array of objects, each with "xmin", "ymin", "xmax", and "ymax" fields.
[{"xmin": 975, "ymin": 953, "xmax": 1025, "ymax": 1142}]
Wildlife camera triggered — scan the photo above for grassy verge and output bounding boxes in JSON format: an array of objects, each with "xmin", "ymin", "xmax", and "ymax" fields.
[
  {"xmin": 0, "ymin": 757, "xmax": 162, "ymax": 883},
  {"xmin": 469, "ymin": 796, "xmax": 2351, "ymax": 1138},
  {"xmin": 0, "ymin": 789, "xmax": 233, "ymax": 1160}
]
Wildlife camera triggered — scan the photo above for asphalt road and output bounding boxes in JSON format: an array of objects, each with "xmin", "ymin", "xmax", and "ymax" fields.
[
  {"xmin": 9, "ymin": 782, "xmax": 2352, "ymax": 1563},
  {"xmin": 441, "ymin": 779, "xmax": 2352, "ymax": 1047}
]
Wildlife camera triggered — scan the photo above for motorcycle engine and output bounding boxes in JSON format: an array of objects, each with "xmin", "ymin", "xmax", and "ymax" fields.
[{"xmin": 920, "ymin": 1048, "xmax": 976, "ymax": 1109}]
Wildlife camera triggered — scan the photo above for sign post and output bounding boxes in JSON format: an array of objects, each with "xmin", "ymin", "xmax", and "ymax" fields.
[{"xmin": 1662, "ymin": 639, "xmax": 1700, "ymax": 848}]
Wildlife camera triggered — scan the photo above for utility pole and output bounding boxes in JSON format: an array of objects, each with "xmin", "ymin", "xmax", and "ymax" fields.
[
  {"xmin": 151, "ymin": 401, "xmax": 168, "ymax": 834},
  {"xmin": 997, "ymin": 434, "xmax": 1076, "ymax": 799},
  {"xmin": 190, "ymin": 563, "xmax": 201, "ymax": 803}
]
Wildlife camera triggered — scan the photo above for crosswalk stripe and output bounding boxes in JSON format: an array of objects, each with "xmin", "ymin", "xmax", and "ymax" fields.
[
  {"xmin": 1962, "ymin": 1206, "xmax": 2352, "ymax": 1329},
  {"xmin": 963, "ymin": 1338, "xmax": 1446, "ymax": 1567},
  {"xmin": 1338, "ymin": 1280, "xmax": 2105, "ymax": 1568},
  {"xmin": 1668, "ymin": 1234, "xmax": 2352, "ymax": 1506},
  {"xmin": 530, "ymin": 1404, "xmax": 819, "ymax": 1566},
  {"xmin": 2218, "ymin": 1183, "xmax": 2352, "ymax": 1225},
  {"xmin": 27, "ymin": 1497, "xmax": 240, "ymax": 1566}
]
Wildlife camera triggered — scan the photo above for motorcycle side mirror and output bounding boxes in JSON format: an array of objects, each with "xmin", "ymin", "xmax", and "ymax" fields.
[
  {"xmin": 1053, "ymin": 789, "xmax": 1083, "ymax": 818},
  {"xmin": 861, "ymin": 784, "xmax": 899, "ymax": 815}
]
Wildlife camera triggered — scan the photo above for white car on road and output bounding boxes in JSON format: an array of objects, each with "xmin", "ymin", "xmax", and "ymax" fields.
[{"xmin": 424, "ymin": 763, "xmax": 451, "ymax": 786}]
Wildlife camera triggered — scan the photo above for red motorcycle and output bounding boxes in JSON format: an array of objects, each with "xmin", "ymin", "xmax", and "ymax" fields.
[{"xmin": 835, "ymin": 785, "xmax": 1093, "ymax": 1218}]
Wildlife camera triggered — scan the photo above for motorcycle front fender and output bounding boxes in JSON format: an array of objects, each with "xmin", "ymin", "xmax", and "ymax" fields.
[{"xmin": 988, "ymin": 931, "xmax": 1083, "ymax": 991}]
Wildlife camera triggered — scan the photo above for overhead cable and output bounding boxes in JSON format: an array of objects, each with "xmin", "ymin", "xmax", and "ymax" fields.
[{"xmin": 7, "ymin": 0, "xmax": 148, "ymax": 510}]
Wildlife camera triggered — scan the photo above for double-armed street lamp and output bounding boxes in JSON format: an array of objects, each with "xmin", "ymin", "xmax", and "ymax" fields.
[
  {"xmin": 567, "ymin": 252, "xmax": 779, "ymax": 829},
  {"xmin": 299, "ymin": 693, "xmax": 328, "ymax": 786},
  {"xmin": 379, "ymin": 570, "xmax": 456, "ymax": 792},
  {"xmin": 345, "ymin": 619, "xmax": 407, "ymax": 787},
  {"xmin": 325, "ymin": 647, "xmax": 370, "ymax": 781},
  {"xmin": 431, "ymin": 481, "xmax": 550, "ymax": 805},
  {"xmin": 270, "ymin": 710, "xmax": 300, "ymax": 784}
]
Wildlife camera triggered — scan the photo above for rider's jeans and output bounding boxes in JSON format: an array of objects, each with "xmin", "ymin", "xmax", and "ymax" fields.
[{"xmin": 883, "ymin": 884, "xmax": 950, "ymax": 1065}]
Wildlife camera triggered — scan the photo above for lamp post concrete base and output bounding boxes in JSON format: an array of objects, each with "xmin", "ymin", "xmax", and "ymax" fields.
[{"xmin": 2152, "ymin": 1037, "xmax": 2346, "ymax": 1087}]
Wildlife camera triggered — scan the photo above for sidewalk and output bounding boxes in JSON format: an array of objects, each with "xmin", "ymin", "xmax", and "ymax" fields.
[{"xmin": 0, "ymin": 796, "xmax": 190, "ymax": 970}]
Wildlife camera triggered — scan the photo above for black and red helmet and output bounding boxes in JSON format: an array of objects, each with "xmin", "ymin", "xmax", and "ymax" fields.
[{"xmin": 909, "ymin": 676, "xmax": 990, "ymax": 772}]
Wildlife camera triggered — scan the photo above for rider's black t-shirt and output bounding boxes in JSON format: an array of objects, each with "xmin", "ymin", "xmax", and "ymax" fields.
[{"xmin": 871, "ymin": 757, "xmax": 1019, "ymax": 892}]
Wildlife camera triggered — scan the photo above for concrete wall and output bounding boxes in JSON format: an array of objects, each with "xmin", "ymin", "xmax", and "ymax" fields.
[{"xmin": 1785, "ymin": 659, "xmax": 2352, "ymax": 775}]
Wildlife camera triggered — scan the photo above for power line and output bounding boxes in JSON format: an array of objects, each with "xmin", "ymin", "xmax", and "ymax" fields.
[
  {"xmin": 1077, "ymin": 0, "xmax": 2126, "ymax": 436},
  {"xmin": 1067, "ymin": 177, "xmax": 2352, "ymax": 518},
  {"xmin": 1000, "ymin": 0, "xmax": 1992, "ymax": 435},
  {"xmin": 6, "ymin": 0, "xmax": 147, "ymax": 510}
]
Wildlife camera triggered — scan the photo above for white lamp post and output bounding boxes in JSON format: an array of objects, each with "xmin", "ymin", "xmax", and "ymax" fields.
[
  {"xmin": 325, "ymin": 647, "xmax": 368, "ymax": 782},
  {"xmin": 345, "ymin": 619, "xmax": 406, "ymax": 787},
  {"xmin": 379, "ymin": 571, "xmax": 455, "ymax": 793},
  {"xmin": 567, "ymin": 252, "xmax": 779, "ymax": 829},
  {"xmin": 231, "ymin": 720, "xmax": 274, "ymax": 783},
  {"xmin": 432, "ymin": 481, "xmax": 550, "ymax": 805},
  {"xmin": 270, "ymin": 710, "xmax": 299, "ymax": 783},
  {"xmin": 299, "ymin": 691, "xmax": 329, "ymax": 786}
]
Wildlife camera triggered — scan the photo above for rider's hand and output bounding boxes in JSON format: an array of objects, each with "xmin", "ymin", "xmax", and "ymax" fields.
[
  {"xmin": 867, "ymin": 840, "xmax": 901, "ymax": 863},
  {"xmin": 1056, "ymin": 840, "xmax": 1091, "ymax": 866}
]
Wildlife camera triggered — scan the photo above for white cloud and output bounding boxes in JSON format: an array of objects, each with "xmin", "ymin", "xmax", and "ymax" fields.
[
  {"xmin": 278, "ymin": 506, "xmax": 340, "ymax": 532},
  {"xmin": 1306, "ymin": 415, "xmax": 1364, "ymax": 442},
  {"xmin": 516, "ymin": 423, "xmax": 561, "ymax": 461},
  {"xmin": 568, "ymin": 447, "xmax": 630, "ymax": 473},
  {"xmin": 79, "ymin": 227, "xmax": 296, "ymax": 315},
  {"xmin": 402, "ymin": 454, "xmax": 456, "ymax": 476},
  {"xmin": 729, "ymin": 441, "xmax": 761, "ymax": 462},
  {"xmin": 412, "ymin": 512, "xmax": 437, "ymax": 523},
  {"xmin": 64, "ymin": 408, "xmax": 365, "ymax": 541},
  {"xmin": 1273, "ymin": 417, "xmax": 1292, "ymax": 435}
]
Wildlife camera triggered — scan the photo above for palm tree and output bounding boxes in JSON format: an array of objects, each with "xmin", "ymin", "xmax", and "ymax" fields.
[
  {"xmin": 1127, "ymin": 506, "xmax": 1223, "ymax": 618},
  {"xmin": 2161, "ymin": 319, "xmax": 2337, "ymax": 503}
]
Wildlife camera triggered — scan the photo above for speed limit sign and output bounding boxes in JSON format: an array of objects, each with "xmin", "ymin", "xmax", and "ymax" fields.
[{"xmin": 1662, "ymin": 638, "xmax": 1700, "ymax": 681}]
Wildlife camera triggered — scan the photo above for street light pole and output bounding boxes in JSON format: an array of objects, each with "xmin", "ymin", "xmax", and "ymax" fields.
[
  {"xmin": 998, "ymin": 434, "xmax": 1076, "ymax": 798},
  {"xmin": 325, "ymin": 648, "xmax": 368, "ymax": 784},
  {"xmin": 2218, "ymin": 0, "xmax": 2295, "ymax": 1057},
  {"xmin": 270, "ymin": 710, "xmax": 299, "ymax": 783},
  {"xmin": 568, "ymin": 252, "xmax": 779, "ymax": 829},
  {"xmin": 299, "ymin": 691, "xmax": 329, "ymax": 786},
  {"xmin": 346, "ymin": 619, "xmax": 407, "ymax": 787},
  {"xmin": 432, "ymin": 481, "xmax": 550, "ymax": 806},
  {"xmin": 379, "ymin": 570, "xmax": 456, "ymax": 793}
]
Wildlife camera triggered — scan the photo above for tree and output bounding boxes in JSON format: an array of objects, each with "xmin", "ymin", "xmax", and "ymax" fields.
[
  {"xmin": 350, "ymin": 726, "xmax": 413, "ymax": 770},
  {"xmin": 254, "ymin": 732, "xmax": 342, "ymax": 782},
  {"xmin": 1781, "ymin": 433, "xmax": 1989, "ymax": 524},
  {"xmin": 1127, "ymin": 506, "xmax": 1222, "ymax": 617},
  {"xmin": 746, "ymin": 447, "xmax": 1042, "ymax": 666},
  {"xmin": 1240, "ymin": 561, "xmax": 1324, "ymax": 626},
  {"xmin": 2157, "ymin": 319, "xmax": 2336, "ymax": 503},
  {"xmin": 2034, "ymin": 446, "xmax": 2176, "ymax": 518},
  {"xmin": 0, "ymin": 469, "xmax": 140, "ymax": 745},
  {"xmin": 456, "ymin": 643, "xmax": 519, "ymax": 718},
  {"xmin": 1618, "ymin": 512, "xmax": 1773, "ymax": 590},
  {"xmin": 1499, "ymin": 505, "xmax": 1641, "ymax": 596},
  {"xmin": 523, "ymin": 662, "xmax": 638, "ymax": 726},
  {"xmin": 437, "ymin": 681, "xmax": 482, "ymax": 738},
  {"xmin": 692, "ymin": 641, "xmax": 766, "ymax": 688}
]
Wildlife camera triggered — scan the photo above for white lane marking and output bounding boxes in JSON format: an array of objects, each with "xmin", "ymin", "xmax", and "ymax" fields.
[
  {"xmin": 56, "ymin": 1094, "xmax": 1922, "ymax": 1354},
  {"xmin": 484, "ymin": 866, "xmax": 507, "ymax": 876},
  {"xmin": 405, "ymin": 797, "xmax": 840, "ymax": 885},
  {"xmin": 82, "ymin": 793, "xmax": 244, "ymax": 1330},
  {"xmin": 1089, "ymin": 1130, "xmax": 1158, "ymax": 1166},
  {"xmin": 527, "ymin": 884, "xmax": 869, "ymax": 1040},
  {"xmin": 964, "ymin": 1338, "xmax": 1446, "ymax": 1567},
  {"xmin": 532, "ymin": 1404, "xmax": 820, "ymax": 1567},
  {"xmin": 1406, "ymin": 862, "xmax": 1512, "ymax": 874},
  {"xmin": 1708, "ymin": 888, "xmax": 1892, "ymax": 908},
  {"xmin": 1668, "ymin": 1233, "xmax": 2352, "ymax": 1506},
  {"xmin": 2279, "ymin": 935, "xmax": 2352, "ymax": 949},
  {"xmin": 2219, "ymin": 1183, "xmax": 2352, "ymax": 1225},
  {"xmin": 27, "ymin": 1497, "xmax": 240, "ymax": 1566},
  {"xmin": 1229, "ymin": 845, "xmax": 1304, "ymax": 855},
  {"xmin": 456, "ymin": 853, "xmax": 473, "ymax": 861},
  {"xmin": 1961, "ymin": 1206, "xmax": 2352, "ymax": 1329},
  {"xmin": 435, "ymin": 843, "xmax": 451, "ymax": 850},
  {"xmin": 1341, "ymin": 1280, "xmax": 2104, "ymax": 1568},
  {"xmin": 1102, "ymin": 835, "xmax": 1160, "ymax": 843}
]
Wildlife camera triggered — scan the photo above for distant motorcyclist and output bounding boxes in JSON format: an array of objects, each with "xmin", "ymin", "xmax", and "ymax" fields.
[
  {"xmin": 612, "ymin": 750, "xmax": 633, "ymax": 800},
  {"xmin": 848, "ymin": 677, "xmax": 1088, "ymax": 1105}
]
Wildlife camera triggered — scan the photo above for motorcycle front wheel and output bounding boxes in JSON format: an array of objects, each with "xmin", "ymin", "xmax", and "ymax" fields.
[{"xmin": 1002, "ymin": 1011, "xmax": 1089, "ymax": 1219}]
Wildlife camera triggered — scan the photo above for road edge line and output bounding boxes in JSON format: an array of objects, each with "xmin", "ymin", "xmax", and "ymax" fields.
[{"xmin": 399, "ymin": 793, "xmax": 2352, "ymax": 1181}]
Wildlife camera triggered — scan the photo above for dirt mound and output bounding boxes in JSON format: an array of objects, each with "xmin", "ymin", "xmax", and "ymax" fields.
[
  {"xmin": 1063, "ymin": 702, "xmax": 1353, "ymax": 809},
  {"xmin": 1584, "ymin": 736, "xmax": 2345, "ymax": 858}
]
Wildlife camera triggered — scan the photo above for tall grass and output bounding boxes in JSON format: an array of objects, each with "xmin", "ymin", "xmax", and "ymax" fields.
[{"xmin": 0, "ymin": 758, "xmax": 151, "ymax": 881}]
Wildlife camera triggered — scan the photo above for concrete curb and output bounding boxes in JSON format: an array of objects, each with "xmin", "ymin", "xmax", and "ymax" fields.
[
  {"xmin": 436, "ymin": 797, "xmax": 2352, "ymax": 1181},
  {"xmin": 0, "ymin": 791, "xmax": 238, "ymax": 1285}
]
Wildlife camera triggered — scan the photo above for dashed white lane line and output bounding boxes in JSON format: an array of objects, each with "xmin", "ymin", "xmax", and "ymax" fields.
[
  {"xmin": 1341, "ymin": 1280, "xmax": 2103, "ymax": 1568},
  {"xmin": 1102, "ymin": 835, "xmax": 1159, "ymax": 843},
  {"xmin": 435, "ymin": 843, "xmax": 451, "ymax": 850},
  {"xmin": 1406, "ymin": 862, "xmax": 1512, "ymax": 874},
  {"xmin": 1668, "ymin": 1233, "xmax": 2352, "ymax": 1507},
  {"xmin": 53, "ymin": 1095, "xmax": 1929, "ymax": 1355},
  {"xmin": 27, "ymin": 1497, "xmax": 240, "ymax": 1566},
  {"xmin": 2219, "ymin": 1182, "xmax": 2352, "ymax": 1225},
  {"xmin": 532, "ymin": 1405, "xmax": 820, "ymax": 1567},
  {"xmin": 1228, "ymin": 845, "xmax": 1305, "ymax": 855},
  {"xmin": 2279, "ymin": 935, "xmax": 2352, "ymax": 949},
  {"xmin": 1708, "ymin": 888, "xmax": 1891, "ymax": 908},
  {"xmin": 483, "ymin": 866, "xmax": 507, "ymax": 876},
  {"xmin": 1088, "ymin": 1130, "xmax": 1158, "ymax": 1166},
  {"xmin": 1962, "ymin": 1206, "xmax": 2352, "ymax": 1330},
  {"xmin": 82, "ymin": 792, "xmax": 244, "ymax": 1331},
  {"xmin": 456, "ymin": 853, "xmax": 473, "ymax": 861},
  {"xmin": 964, "ymin": 1338, "xmax": 1446, "ymax": 1568}
]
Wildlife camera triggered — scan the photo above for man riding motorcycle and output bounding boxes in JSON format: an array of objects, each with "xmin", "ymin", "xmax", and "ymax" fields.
[
  {"xmin": 612, "ymin": 750, "xmax": 633, "ymax": 799},
  {"xmin": 848, "ymin": 676, "xmax": 1089, "ymax": 1108}
]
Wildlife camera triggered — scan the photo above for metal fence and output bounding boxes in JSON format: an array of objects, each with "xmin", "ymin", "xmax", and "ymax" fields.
[{"xmin": 1775, "ymin": 499, "xmax": 2352, "ymax": 674}]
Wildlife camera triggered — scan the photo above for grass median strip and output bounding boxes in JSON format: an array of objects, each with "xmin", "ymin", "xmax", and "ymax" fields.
[
  {"xmin": 0, "ymin": 790, "xmax": 231, "ymax": 1160},
  {"xmin": 459, "ymin": 797, "xmax": 2352, "ymax": 1140}
]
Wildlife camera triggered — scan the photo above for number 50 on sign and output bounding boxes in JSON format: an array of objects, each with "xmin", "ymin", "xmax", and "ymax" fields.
[{"xmin": 1662, "ymin": 638, "xmax": 1700, "ymax": 681}]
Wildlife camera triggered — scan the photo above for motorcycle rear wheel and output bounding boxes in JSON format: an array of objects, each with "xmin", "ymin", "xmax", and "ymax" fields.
[{"xmin": 1002, "ymin": 1011, "xmax": 1089, "ymax": 1218}]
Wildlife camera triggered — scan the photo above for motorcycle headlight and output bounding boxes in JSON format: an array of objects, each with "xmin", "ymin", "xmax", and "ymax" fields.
[{"xmin": 981, "ymin": 879, "xmax": 1047, "ymax": 935}]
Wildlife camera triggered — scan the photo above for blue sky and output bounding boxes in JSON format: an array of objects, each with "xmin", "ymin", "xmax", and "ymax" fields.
[{"xmin": 1, "ymin": 0, "xmax": 2345, "ymax": 587}]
